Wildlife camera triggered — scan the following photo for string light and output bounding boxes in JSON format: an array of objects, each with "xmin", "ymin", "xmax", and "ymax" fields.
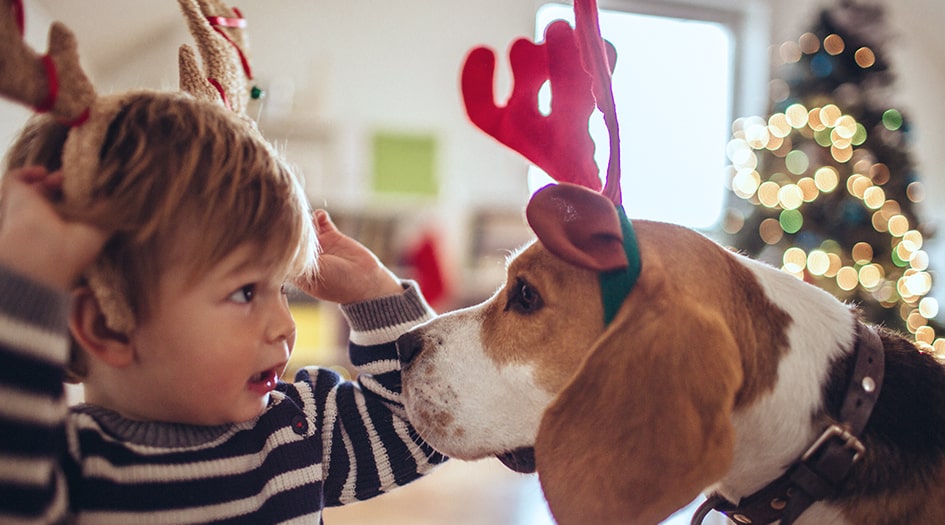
[
  {"xmin": 726, "ymin": 97, "xmax": 938, "ymax": 352},
  {"xmin": 726, "ymin": 22, "xmax": 942, "ymax": 354}
]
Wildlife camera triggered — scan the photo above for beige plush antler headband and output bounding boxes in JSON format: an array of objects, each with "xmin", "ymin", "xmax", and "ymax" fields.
[
  {"xmin": 178, "ymin": 0, "xmax": 254, "ymax": 114},
  {"xmin": 0, "ymin": 0, "xmax": 256, "ymax": 333}
]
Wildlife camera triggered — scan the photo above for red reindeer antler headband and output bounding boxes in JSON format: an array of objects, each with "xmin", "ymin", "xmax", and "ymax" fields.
[{"xmin": 461, "ymin": 0, "xmax": 640, "ymax": 323}]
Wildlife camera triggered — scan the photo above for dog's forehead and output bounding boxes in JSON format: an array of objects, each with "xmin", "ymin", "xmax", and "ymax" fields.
[
  {"xmin": 506, "ymin": 241, "xmax": 542, "ymax": 272},
  {"xmin": 506, "ymin": 242, "xmax": 581, "ymax": 286}
]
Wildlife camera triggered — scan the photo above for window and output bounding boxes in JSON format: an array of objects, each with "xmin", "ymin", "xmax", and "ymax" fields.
[{"xmin": 530, "ymin": 2, "xmax": 757, "ymax": 230}]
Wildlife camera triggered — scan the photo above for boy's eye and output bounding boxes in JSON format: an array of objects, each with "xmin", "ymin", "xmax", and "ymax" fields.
[{"xmin": 229, "ymin": 284, "xmax": 256, "ymax": 304}]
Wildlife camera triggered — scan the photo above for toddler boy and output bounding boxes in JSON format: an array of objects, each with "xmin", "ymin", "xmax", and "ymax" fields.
[{"xmin": 0, "ymin": 92, "xmax": 446, "ymax": 523}]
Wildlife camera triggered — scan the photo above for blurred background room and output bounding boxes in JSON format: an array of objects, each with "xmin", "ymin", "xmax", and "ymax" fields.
[{"xmin": 3, "ymin": 1, "xmax": 943, "ymax": 523}]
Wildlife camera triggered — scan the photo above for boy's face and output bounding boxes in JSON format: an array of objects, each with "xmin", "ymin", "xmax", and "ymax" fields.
[{"xmin": 120, "ymin": 240, "xmax": 296, "ymax": 425}]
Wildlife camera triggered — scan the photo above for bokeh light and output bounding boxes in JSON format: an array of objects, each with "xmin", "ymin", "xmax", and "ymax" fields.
[
  {"xmin": 851, "ymin": 242, "xmax": 873, "ymax": 264},
  {"xmin": 882, "ymin": 109, "xmax": 903, "ymax": 131},
  {"xmin": 863, "ymin": 186, "xmax": 885, "ymax": 209},
  {"xmin": 758, "ymin": 181, "xmax": 781, "ymax": 208},
  {"xmin": 778, "ymin": 184, "xmax": 804, "ymax": 210},
  {"xmin": 798, "ymin": 177, "xmax": 819, "ymax": 201},
  {"xmin": 820, "ymin": 105, "xmax": 841, "ymax": 126},
  {"xmin": 869, "ymin": 163, "xmax": 890, "ymax": 185},
  {"xmin": 780, "ymin": 41, "xmax": 802, "ymax": 63},
  {"xmin": 785, "ymin": 104, "xmax": 809, "ymax": 128},
  {"xmin": 799, "ymin": 32, "xmax": 820, "ymax": 54},
  {"xmin": 814, "ymin": 166, "xmax": 839, "ymax": 192},
  {"xmin": 759, "ymin": 218, "xmax": 784, "ymax": 245},
  {"xmin": 785, "ymin": 150, "xmax": 809, "ymax": 175},
  {"xmin": 854, "ymin": 47, "xmax": 875, "ymax": 68},
  {"xmin": 779, "ymin": 209, "xmax": 803, "ymax": 233},
  {"xmin": 920, "ymin": 297, "xmax": 940, "ymax": 319},
  {"xmin": 907, "ymin": 181, "xmax": 925, "ymax": 203},
  {"xmin": 725, "ymin": 63, "xmax": 938, "ymax": 349},
  {"xmin": 836, "ymin": 266, "xmax": 858, "ymax": 291},
  {"xmin": 783, "ymin": 247, "xmax": 807, "ymax": 273},
  {"xmin": 888, "ymin": 215, "xmax": 909, "ymax": 237},
  {"xmin": 823, "ymin": 34, "xmax": 845, "ymax": 55},
  {"xmin": 807, "ymin": 250, "xmax": 830, "ymax": 276},
  {"xmin": 858, "ymin": 264, "xmax": 883, "ymax": 290}
]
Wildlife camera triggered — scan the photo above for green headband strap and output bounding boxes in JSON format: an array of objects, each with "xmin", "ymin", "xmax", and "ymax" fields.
[{"xmin": 599, "ymin": 206, "xmax": 642, "ymax": 325}]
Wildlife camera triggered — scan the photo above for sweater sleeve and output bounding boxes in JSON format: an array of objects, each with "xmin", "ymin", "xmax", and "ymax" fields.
[
  {"xmin": 0, "ymin": 265, "xmax": 72, "ymax": 524},
  {"xmin": 314, "ymin": 281, "xmax": 447, "ymax": 506}
]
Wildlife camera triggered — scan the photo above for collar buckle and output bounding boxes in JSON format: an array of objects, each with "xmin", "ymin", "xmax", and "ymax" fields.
[{"xmin": 801, "ymin": 424, "xmax": 866, "ymax": 464}]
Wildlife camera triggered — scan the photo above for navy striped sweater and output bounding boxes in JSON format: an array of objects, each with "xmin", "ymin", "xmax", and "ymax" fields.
[{"xmin": 0, "ymin": 265, "xmax": 447, "ymax": 524}]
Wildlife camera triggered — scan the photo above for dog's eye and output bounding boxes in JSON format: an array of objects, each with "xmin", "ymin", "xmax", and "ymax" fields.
[{"xmin": 506, "ymin": 277, "xmax": 543, "ymax": 314}]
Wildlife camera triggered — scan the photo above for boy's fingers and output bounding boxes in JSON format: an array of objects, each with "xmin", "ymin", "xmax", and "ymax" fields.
[
  {"xmin": 41, "ymin": 170, "xmax": 64, "ymax": 188},
  {"xmin": 2, "ymin": 168, "xmax": 64, "ymax": 204},
  {"xmin": 313, "ymin": 209, "xmax": 335, "ymax": 235},
  {"xmin": 9, "ymin": 165, "xmax": 49, "ymax": 184},
  {"xmin": 38, "ymin": 171, "xmax": 65, "ymax": 201}
]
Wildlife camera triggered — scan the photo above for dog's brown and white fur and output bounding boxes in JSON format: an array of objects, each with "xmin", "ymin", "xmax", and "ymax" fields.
[{"xmin": 397, "ymin": 220, "xmax": 945, "ymax": 525}]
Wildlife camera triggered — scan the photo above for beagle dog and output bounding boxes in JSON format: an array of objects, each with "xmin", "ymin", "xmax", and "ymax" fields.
[{"xmin": 397, "ymin": 219, "xmax": 945, "ymax": 524}]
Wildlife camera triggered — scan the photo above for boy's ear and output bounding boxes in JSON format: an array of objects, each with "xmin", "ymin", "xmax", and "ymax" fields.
[{"xmin": 69, "ymin": 287, "xmax": 133, "ymax": 368}]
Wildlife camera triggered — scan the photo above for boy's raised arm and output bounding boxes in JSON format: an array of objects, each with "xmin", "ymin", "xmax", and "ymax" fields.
[
  {"xmin": 0, "ymin": 166, "xmax": 108, "ymax": 290},
  {"xmin": 292, "ymin": 209, "xmax": 447, "ymax": 504},
  {"xmin": 0, "ymin": 166, "xmax": 100, "ymax": 524}
]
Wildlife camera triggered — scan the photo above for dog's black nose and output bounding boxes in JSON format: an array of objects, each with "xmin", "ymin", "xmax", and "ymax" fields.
[{"xmin": 396, "ymin": 331, "xmax": 424, "ymax": 365}]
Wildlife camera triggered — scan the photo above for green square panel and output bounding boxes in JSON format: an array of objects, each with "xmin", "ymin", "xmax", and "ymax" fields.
[{"xmin": 371, "ymin": 132, "xmax": 438, "ymax": 196}]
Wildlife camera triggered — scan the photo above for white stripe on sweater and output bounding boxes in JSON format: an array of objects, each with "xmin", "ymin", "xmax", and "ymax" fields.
[
  {"xmin": 0, "ymin": 315, "xmax": 68, "ymax": 364},
  {"xmin": 356, "ymin": 390, "xmax": 395, "ymax": 490},
  {"xmin": 75, "ymin": 466, "xmax": 320, "ymax": 524},
  {"xmin": 77, "ymin": 425, "xmax": 318, "ymax": 483},
  {"xmin": 0, "ymin": 384, "xmax": 66, "ymax": 425},
  {"xmin": 0, "ymin": 453, "xmax": 56, "ymax": 486},
  {"xmin": 348, "ymin": 318, "xmax": 431, "ymax": 347}
]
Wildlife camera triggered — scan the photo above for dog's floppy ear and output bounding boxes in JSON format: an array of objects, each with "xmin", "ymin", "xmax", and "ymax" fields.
[{"xmin": 534, "ymin": 284, "xmax": 743, "ymax": 525}]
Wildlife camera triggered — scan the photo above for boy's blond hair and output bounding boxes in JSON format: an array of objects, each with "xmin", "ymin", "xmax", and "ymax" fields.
[{"xmin": 5, "ymin": 91, "xmax": 317, "ymax": 381}]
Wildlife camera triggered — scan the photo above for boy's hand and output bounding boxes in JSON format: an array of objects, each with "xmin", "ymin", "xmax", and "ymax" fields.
[
  {"xmin": 298, "ymin": 209, "xmax": 404, "ymax": 304},
  {"xmin": 0, "ymin": 166, "xmax": 108, "ymax": 290}
]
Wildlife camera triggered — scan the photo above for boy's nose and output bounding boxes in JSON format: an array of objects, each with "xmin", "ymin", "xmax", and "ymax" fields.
[{"xmin": 269, "ymin": 299, "xmax": 296, "ymax": 344}]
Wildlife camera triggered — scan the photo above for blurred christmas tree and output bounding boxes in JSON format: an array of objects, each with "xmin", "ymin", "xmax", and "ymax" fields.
[{"xmin": 722, "ymin": 0, "xmax": 942, "ymax": 355}]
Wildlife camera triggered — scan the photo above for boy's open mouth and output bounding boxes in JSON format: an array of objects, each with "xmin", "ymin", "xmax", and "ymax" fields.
[{"xmin": 247, "ymin": 367, "xmax": 280, "ymax": 394}]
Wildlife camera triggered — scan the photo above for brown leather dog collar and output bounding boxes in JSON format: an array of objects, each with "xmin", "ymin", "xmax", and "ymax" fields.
[{"xmin": 692, "ymin": 322, "xmax": 885, "ymax": 525}]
